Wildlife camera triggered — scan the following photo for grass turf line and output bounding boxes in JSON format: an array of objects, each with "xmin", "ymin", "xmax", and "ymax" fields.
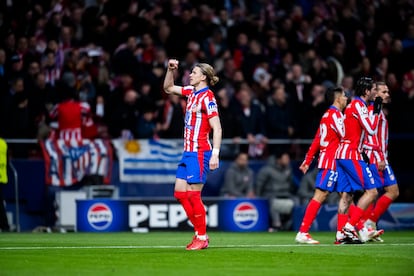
[{"xmin": 0, "ymin": 231, "xmax": 413, "ymax": 276}]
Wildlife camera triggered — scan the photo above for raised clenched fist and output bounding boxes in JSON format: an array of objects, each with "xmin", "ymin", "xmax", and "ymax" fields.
[{"xmin": 168, "ymin": 59, "xmax": 179, "ymax": 70}]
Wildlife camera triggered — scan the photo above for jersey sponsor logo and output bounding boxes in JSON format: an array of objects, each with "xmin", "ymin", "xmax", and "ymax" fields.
[
  {"xmin": 87, "ymin": 203, "xmax": 113, "ymax": 230},
  {"xmin": 233, "ymin": 202, "xmax": 259, "ymax": 229}
]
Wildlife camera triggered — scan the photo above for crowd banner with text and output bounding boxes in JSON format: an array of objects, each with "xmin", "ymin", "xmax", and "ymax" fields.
[
  {"xmin": 112, "ymin": 139, "xmax": 182, "ymax": 183},
  {"xmin": 40, "ymin": 139, "xmax": 113, "ymax": 186}
]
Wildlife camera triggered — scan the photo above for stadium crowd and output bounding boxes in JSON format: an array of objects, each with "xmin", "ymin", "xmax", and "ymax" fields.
[
  {"xmin": 1, "ymin": 0, "xmax": 414, "ymax": 232},
  {"xmin": 1, "ymin": 0, "xmax": 414, "ymax": 158}
]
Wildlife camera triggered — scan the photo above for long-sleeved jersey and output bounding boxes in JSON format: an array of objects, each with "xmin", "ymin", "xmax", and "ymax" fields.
[
  {"xmin": 302, "ymin": 106, "xmax": 345, "ymax": 170},
  {"xmin": 363, "ymin": 104, "xmax": 387, "ymax": 164},
  {"xmin": 335, "ymin": 97, "xmax": 379, "ymax": 160}
]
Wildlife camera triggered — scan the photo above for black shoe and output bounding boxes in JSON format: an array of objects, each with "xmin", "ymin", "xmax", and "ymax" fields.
[{"xmin": 334, "ymin": 236, "xmax": 364, "ymax": 244}]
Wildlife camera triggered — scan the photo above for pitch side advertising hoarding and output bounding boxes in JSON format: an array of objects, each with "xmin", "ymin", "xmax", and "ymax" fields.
[{"xmin": 76, "ymin": 198, "xmax": 269, "ymax": 232}]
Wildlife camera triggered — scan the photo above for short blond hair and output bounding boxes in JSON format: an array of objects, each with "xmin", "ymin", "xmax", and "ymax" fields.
[{"xmin": 195, "ymin": 63, "xmax": 219, "ymax": 86}]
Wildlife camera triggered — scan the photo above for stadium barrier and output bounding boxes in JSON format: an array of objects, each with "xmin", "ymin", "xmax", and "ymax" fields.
[
  {"xmin": 76, "ymin": 198, "xmax": 270, "ymax": 232},
  {"xmin": 3, "ymin": 138, "xmax": 414, "ymax": 231}
]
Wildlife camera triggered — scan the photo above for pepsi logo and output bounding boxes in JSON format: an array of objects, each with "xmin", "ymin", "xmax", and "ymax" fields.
[
  {"xmin": 233, "ymin": 202, "xmax": 259, "ymax": 229},
  {"xmin": 87, "ymin": 203, "xmax": 113, "ymax": 230}
]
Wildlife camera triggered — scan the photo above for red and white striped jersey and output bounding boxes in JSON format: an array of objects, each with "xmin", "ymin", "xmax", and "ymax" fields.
[
  {"xmin": 303, "ymin": 106, "xmax": 345, "ymax": 170},
  {"xmin": 182, "ymin": 86, "xmax": 219, "ymax": 152},
  {"xmin": 335, "ymin": 97, "xmax": 379, "ymax": 160},
  {"xmin": 49, "ymin": 100, "xmax": 91, "ymax": 141},
  {"xmin": 364, "ymin": 105, "xmax": 387, "ymax": 164}
]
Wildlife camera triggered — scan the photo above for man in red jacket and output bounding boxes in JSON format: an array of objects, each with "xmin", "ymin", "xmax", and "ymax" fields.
[{"xmin": 49, "ymin": 83, "xmax": 91, "ymax": 141}]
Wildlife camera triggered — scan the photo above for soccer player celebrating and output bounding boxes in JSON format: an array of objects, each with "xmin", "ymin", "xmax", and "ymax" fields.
[
  {"xmin": 295, "ymin": 87, "xmax": 348, "ymax": 244},
  {"xmin": 335, "ymin": 77, "xmax": 381, "ymax": 243},
  {"xmin": 163, "ymin": 59, "xmax": 222, "ymax": 250},
  {"xmin": 357, "ymin": 82, "xmax": 398, "ymax": 242}
]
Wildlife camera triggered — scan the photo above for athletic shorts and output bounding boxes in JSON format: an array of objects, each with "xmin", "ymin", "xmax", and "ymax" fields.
[
  {"xmin": 336, "ymin": 159, "xmax": 376, "ymax": 192},
  {"xmin": 315, "ymin": 168, "xmax": 338, "ymax": 193},
  {"xmin": 371, "ymin": 163, "xmax": 398, "ymax": 189},
  {"xmin": 369, "ymin": 164, "xmax": 384, "ymax": 188},
  {"xmin": 176, "ymin": 150, "xmax": 212, "ymax": 184}
]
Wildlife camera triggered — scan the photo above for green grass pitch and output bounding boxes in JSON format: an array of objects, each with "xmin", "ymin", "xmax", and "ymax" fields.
[{"xmin": 1, "ymin": 231, "xmax": 413, "ymax": 275}]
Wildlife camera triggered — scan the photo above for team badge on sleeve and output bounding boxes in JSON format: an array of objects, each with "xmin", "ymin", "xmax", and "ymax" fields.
[{"xmin": 207, "ymin": 101, "xmax": 218, "ymax": 112}]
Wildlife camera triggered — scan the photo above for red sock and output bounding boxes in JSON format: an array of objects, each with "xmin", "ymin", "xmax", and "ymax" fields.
[
  {"xmin": 188, "ymin": 191, "xmax": 206, "ymax": 236},
  {"xmin": 174, "ymin": 191, "xmax": 194, "ymax": 225},
  {"xmin": 348, "ymin": 203, "xmax": 356, "ymax": 219},
  {"xmin": 349, "ymin": 205, "xmax": 364, "ymax": 227},
  {"xmin": 370, "ymin": 195, "xmax": 393, "ymax": 222},
  {"xmin": 356, "ymin": 203, "xmax": 374, "ymax": 229},
  {"xmin": 337, "ymin": 213, "xmax": 348, "ymax": 231},
  {"xmin": 299, "ymin": 199, "xmax": 321, "ymax": 233}
]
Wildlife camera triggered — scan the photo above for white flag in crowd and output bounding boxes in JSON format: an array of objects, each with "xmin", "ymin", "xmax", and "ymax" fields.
[{"xmin": 112, "ymin": 139, "xmax": 182, "ymax": 184}]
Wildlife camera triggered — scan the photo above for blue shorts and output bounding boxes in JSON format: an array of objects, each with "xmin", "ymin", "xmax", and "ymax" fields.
[
  {"xmin": 315, "ymin": 169, "xmax": 338, "ymax": 193},
  {"xmin": 336, "ymin": 159, "xmax": 376, "ymax": 192},
  {"xmin": 374, "ymin": 164, "xmax": 398, "ymax": 189},
  {"xmin": 176, "ymin": 151, "xmax": 212, "ymax": 184},
  {"xmin": 369, "ymin": 164, "xmax": 384, "ymax": 188}
]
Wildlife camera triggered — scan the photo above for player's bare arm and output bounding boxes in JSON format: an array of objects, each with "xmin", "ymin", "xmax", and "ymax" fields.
[
  {"xmin": 163, "ymin": 59, "xmax": 182, "ymax": 96},
  {"xmin": 209, "ymin": 116, "xmax": 222, "ymax": 170}
]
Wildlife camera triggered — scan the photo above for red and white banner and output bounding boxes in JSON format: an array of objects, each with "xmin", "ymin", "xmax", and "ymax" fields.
[{"xmin": 40, "ymin": 139, "xmax": 113, "ymax": 186}]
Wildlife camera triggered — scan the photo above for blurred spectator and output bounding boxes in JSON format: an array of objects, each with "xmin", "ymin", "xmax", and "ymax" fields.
[
  {"xmin": 231, "ymin": 86, "xmax": 267, "ymax": 158},
  {"xmin": 285, "ymin": 63, "xmax": 312, "ymax": 138},
  {"xmin": 273, "ymin": 51, "xmax": 294, "ymax": 83},
  {"xmin": 2, "ymin": 77, "xmax": 29, "ymax": 139},
  {"xmin": 141, "ymin": 32, "xmax": 157, "ymax": 65},
  {"xmin": 306, "ymin": 49, "xmax": 330, "ymax": 85},
  {"xmin": 264, "ymin": 84, "xmax": 295, "ymax": 155},
  {"xmin": 217, "ymin": 56, "xmax": 237, "ymax": 96},
  {"xmin": 168, "ymin": 3, "xmax": 202, "ymax": 59},
  {"xmin": 301, "ymin": 84, "xmax": 328, "ymax": 139},
  {"xmin": 220, "ymin": 151, "xmax": 255, "ymax": 198},
  {"xmin": 264, "ymin": 34, "xmax": 282, "ymax": 74},
  {"xmin": 8, "ymin": 54, "xmax": 25, "ymax": 80},
  {"xmin": 112, "ymin": 36, "xmax": 141, "ymax": 76},
  {"xmin": 154, "ymin": 19, "xmax": 175, "ymax": 54},
  {"xmin": 252, "ymin": 60, "xmax": 272, "ymax": 102},
  {"xmin": 48, "ymin": 81, "xmax": 91, "ymax": 141},
  {"xmin": 157, "ymin": 94, "xmax": 185, "ymax": 139},
  {"xmin": 216, "ymin": 88, "xmax": 242, "ymax": 159},
  {"xmin": 42, "ymin": 49, "xmax": 61, "ymax": 87},
  {"xmin": 202, "ymin": 26, "xmax": 228, "ymax": 64},
  {"xmin": 28, "ymin": 70, "xmax": 54, "ymax": 140},
  {"xmin": 241, "ymin": 39, "xmax": 265, "ymax": 85},
  {"xmin": 108, "ymin": 88, "xmax": 139, "ymax": 139},
  {"xmin": 136, "ymin": 107, "xmax": 158, "ymax": 139},
  {"xmin": 106, "ymin": 72, "xmax": 137, "ymax": 122},
  {"xmin": 231, "ymin": 32, "xmax": 249, "ymax": 70},
  {"xmin": 255, "ymin": 151, "xmax": 298, "ymax": 231},
  {"xmin": 341, "ymin": 75, "xmax": 354, "ymax": 98},
  {"xmin": 92, "ymin": 95, "xmax": 110, "ymax": 139}
]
